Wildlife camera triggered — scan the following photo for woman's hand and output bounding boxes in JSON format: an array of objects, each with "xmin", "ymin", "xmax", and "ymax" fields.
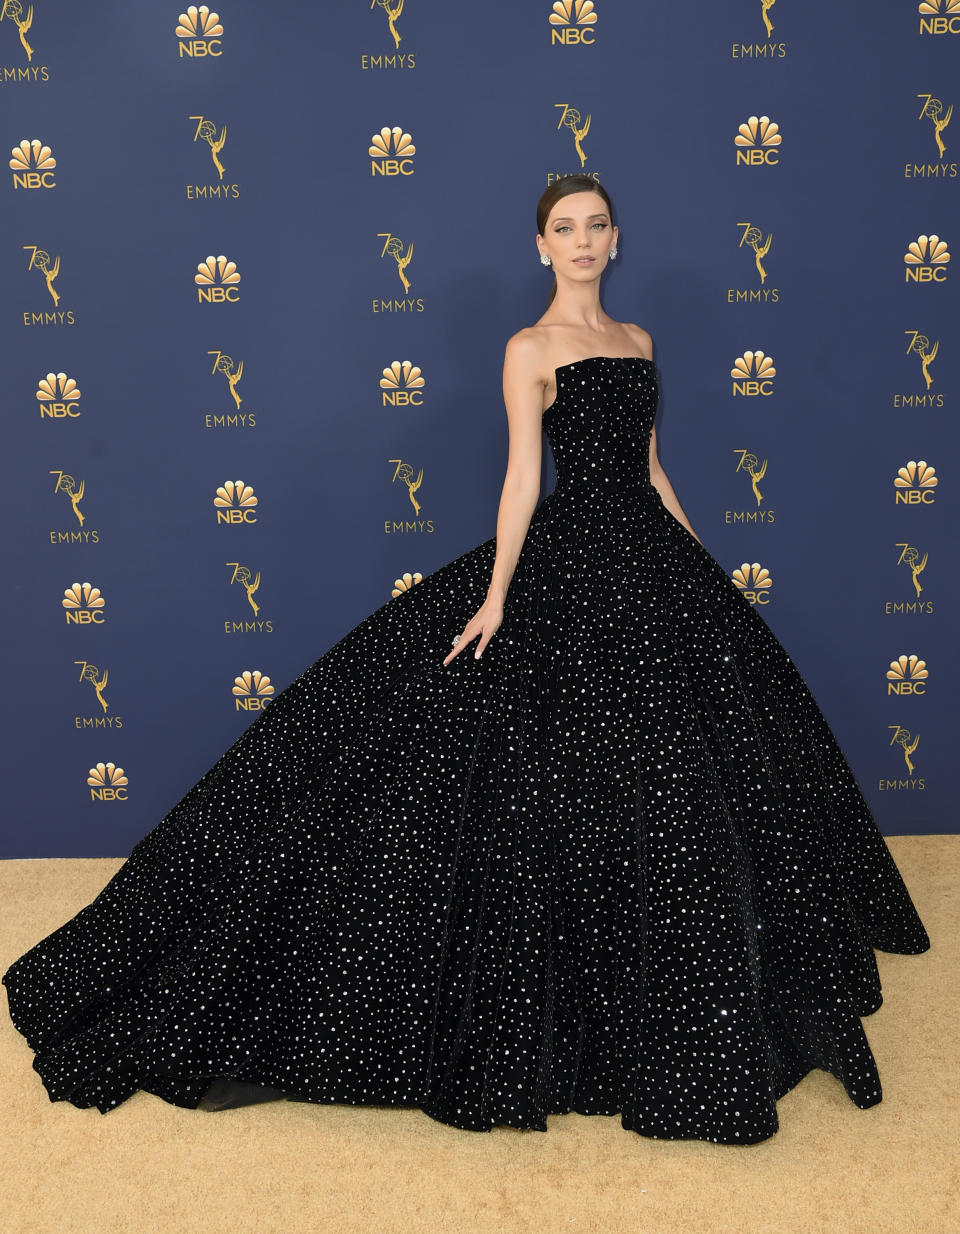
[{"xmin": 443, "ymin": 596, "xmax": 504, "ymax": 665}]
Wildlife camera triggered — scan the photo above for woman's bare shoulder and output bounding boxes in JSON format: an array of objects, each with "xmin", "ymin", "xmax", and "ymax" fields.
[
  {"xmin": 503, "ymin": 327, "xmax": 552, "ymax": 382},
  {"xmin": 623, "ymin": 322, "xmax": 654, "ymax": 359}
]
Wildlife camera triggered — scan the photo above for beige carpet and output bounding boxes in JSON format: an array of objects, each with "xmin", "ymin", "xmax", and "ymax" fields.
[{"xmin": 1, "ymin": 839, "xmax": 956, "ymax": 1234}]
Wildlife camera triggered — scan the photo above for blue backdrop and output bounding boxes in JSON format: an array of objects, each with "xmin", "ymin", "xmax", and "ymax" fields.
[{"xmin": 3, "ymin": 1, "xmax": 956, "ymax": 855}]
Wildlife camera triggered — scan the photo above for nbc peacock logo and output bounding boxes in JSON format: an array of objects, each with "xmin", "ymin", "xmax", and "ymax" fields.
[
  {"xmin": 918, "ymin": 0, "xmax": 960, "ymax": 35},
  {"xmin": 196, "ymin": 254, "xmax": 241, "ymax": 302},
  {"xmin": 735, "ymin": 114, "xmax": 781, "ymax": 165},
  {"xmin": 176, "ymin": 4, "xmax": 223, "ymax": 56},
  {"xmin": 214, "ymin": 480, "xmax": 258, "ymax": 524},
  {"xmin": 87, "ymin": 761, "xmax": 128, "ymax": 801},
  {"xmin": 894, "ymin": 460, "xmax": 938, "ymax": 504},
  {"xmin": 549, "ymin": 1, "xmax": 598, "ymax": 45},
  {"xmin": 887, "ymin": 654, "xmax": 929, "ymax": 696},
  {"xmin": 380, "ymin": 359, "xmax": 425, "ymax": 406},
  {"xmin": 369, "ymin": 126, "xmax": 416, "ymax": 176},
  {"xmin": 232, "ymin": 669, "xmax": 274, "ymax": 711},
  {"xmin": 10, "ymin": 138, "xmax": 55, "ymax": 188},
  {"xmin": 904, "ymin": 234, "xmax": 950, "ymax": 282},
  {"xmin": 62, "ymin": 580, "xmax": 105, "ymax": 624},
  {"xmin": 36, "ymin": 371, "xmax": 81, "ymax": 419},
  {"xmin": 731, "ymin": 350, "xmax": 776, "ymax": 396},
  {"xmin": 391, "ymin": 571, "xmax": 422, "ymax": 598},
  {"xmin": 731, "ymin": 562, "xmax": 773, "ymax": 604}
]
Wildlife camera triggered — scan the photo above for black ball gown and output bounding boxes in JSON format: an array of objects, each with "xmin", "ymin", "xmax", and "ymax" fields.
[{"xmin": 3, "ymin": 355, "xmax": 930, "ymax": 1145}]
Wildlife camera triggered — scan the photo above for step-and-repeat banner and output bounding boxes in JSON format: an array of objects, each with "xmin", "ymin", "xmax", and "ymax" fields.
[{"xmin": 3, "ymin": 3, "xmax": 956, "ymax": 854}]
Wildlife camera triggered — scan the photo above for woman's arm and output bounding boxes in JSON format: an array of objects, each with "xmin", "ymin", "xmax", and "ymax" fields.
[
  {"xmin": 443, "ymin": 332, "xmax": 544, "ymax": 665},
  {"xmin": 485, "ymin": 333, "xmax": 544, "ymax": 603}
]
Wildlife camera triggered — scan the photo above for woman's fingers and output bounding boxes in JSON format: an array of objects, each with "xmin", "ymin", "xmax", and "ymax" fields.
[{"xmin": 442, "ymin": 624, "xmax": 476, "ymax": 666}]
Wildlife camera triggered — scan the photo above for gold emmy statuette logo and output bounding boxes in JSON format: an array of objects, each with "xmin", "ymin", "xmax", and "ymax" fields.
[
  {"xmin": 731, "ymin": 0, "xmax": 786, "ymax": 58},
  {"xmin": 50, "ymin": 469, "xmax": 85, "ymax": 524},
  {"xmin": 549, "ymin": 1, "xmax": 598, "ymax": 45},
  {"xmin": 738, "ymin": 222, "xmax": 773, "ymax": 284},
  {"xmin": 918, "ymin": 0, "xmax": 960, "ymax": 35},
  {"xmin": 37, "ymin": 371, "xmax": 81, "ymax": 418},
  {"xmin": 725, "ymin": 450, "xmax": 775, "ymax": 524},
  {"xmin": 75, "ymin": 659, "xmax": 110, "ymax": 714},
  {"xmin": 209, "ymin": 349, "xmax": 243, "ymax": 407},
  {"xmin": 214, "ymin": 480, "xmax": 258, "ymax": 524},
  {"xmin": 196, "ymin": 254, "xmax": 241, "ymax": 302},
  {"xmin": 381, "ymin": 360, "xmax": 424, "ymax": 406},
  {"xmin": 391, "ymin": 571, "xmax": 422, "ymax": 597},
  {"xmin": 1, "ymin": 0, "xmax": 35, "ymax": 61},
  {"xmin": 390, "ymin": 459, "xmax": 424, "ymax": 516},
  {"xmin": 62, "ymin": 581, "xmax": 105, "ymax": 624},
  {"xmin": 10, "ymin": 138, "xmax": 54, "ymax": 188},
  {"xmin": 894, "ymin": 459, "xmax": 938, "ymax": 504},
  {"xmin": 904, "ymin": 234, "xmax": 950, "ymax": 282},
  {"xmin": 555, "ymin": 102, "xmax": 591, "ymax": 167},
  {"xmin": 731, "ymin": 561, "xmax": 772, "ymax": 603},
  {"xmin": 728, "ymin": 222, "xmax": 778, "ymax": 303},
  {"xmin": 897, "ymin": 541, "xmax": 929, "ymax": 599},
  {"xmin": 734, "ymin": 450, "xmax": 768, "ymax": 507},
  {"xmin": 731, "ymin": 350, "xmax": 776, "ymax": 396},
  {"xmin": 735, "ymin": 115, "xmax": 781, "ymax": 165},
  {"xmin": 225, "ymin": 562, "xmax": 273, "ymax": 633},
  {"xmin": 176, "ymin": 4, "xmax": 223, "ymax": 56},
  {"xmin": 369, "ymin": 126, "xmax": 416, "ymax": 176},
  {"xmin": 228, "ymin": 561, "xmax": 260, "ymax": 614},
  {"xmin": 888, "ymin": 726, "xmax": 920, "ymax": 777},
  {"xmin": 917, "ymin": 94, "xmax": 952, "ymax": 158},
  {"xmin": 232, "ymin": 669, "xmax": 274, "ymax": 711},
  {"xmin": 24, "ymin": 243, "xmax": 60, "ymax": 303},
  {"xmin": 887, "ymin": 653, "xmax": 928, "ymax": 696},
  {"xmin": 378, "ymin": 232, "xmax": 414, "ymax": 293},
  {"xmin": 190, "ymin": 115, "xmax": 226, "ymax": 178},
  {"xmin": 87, "ymin": 761, "xmax": 128, "ymax": 801},
  {"xmin": 371, "ymin": 0, "xmax": 405, "ymax": 49},
  {"xmin": 905, "ymin": 330, "xmax": 939, "ymax": 389}
]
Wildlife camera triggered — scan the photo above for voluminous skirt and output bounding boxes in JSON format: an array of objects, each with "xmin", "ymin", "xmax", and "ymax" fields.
[{"xmin": 2, "ymin": 475, "xmax": 931, "ymax": 1144}]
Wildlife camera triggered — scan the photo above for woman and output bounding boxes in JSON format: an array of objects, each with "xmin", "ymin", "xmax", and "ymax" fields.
[{"xmin": 3, "ymin": 175, "xmax": 930, "ymax": 1145}]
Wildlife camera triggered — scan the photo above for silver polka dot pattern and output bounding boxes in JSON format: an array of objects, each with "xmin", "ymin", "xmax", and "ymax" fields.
[{"xmin": 2, "ymin": 355, "xmax": 930, "ymax": 1145}]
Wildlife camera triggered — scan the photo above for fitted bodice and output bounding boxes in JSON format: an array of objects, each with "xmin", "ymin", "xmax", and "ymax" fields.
[{"xmin": 542, "ymin": 355, "xmax": 658, "ymax": 496}]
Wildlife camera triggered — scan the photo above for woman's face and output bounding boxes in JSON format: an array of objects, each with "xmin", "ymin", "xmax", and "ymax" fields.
[{"xmin": 539, "ymin": 192, "xmax": 617, "ymax": 279}]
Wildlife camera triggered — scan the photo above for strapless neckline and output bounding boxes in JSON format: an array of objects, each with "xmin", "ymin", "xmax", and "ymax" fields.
[{"xmin": 544, "ymin": 354, "xmax": 655, "ymax": 421}]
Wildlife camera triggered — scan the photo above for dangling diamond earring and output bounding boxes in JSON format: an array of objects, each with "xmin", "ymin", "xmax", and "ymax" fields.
[
  {"xmin": 609, "ymin": 248, "xmax": 617, "ymax": 259},
  {"xmin": 540, "ymin": 254, "xmax": 551, "ymax": 266}
]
